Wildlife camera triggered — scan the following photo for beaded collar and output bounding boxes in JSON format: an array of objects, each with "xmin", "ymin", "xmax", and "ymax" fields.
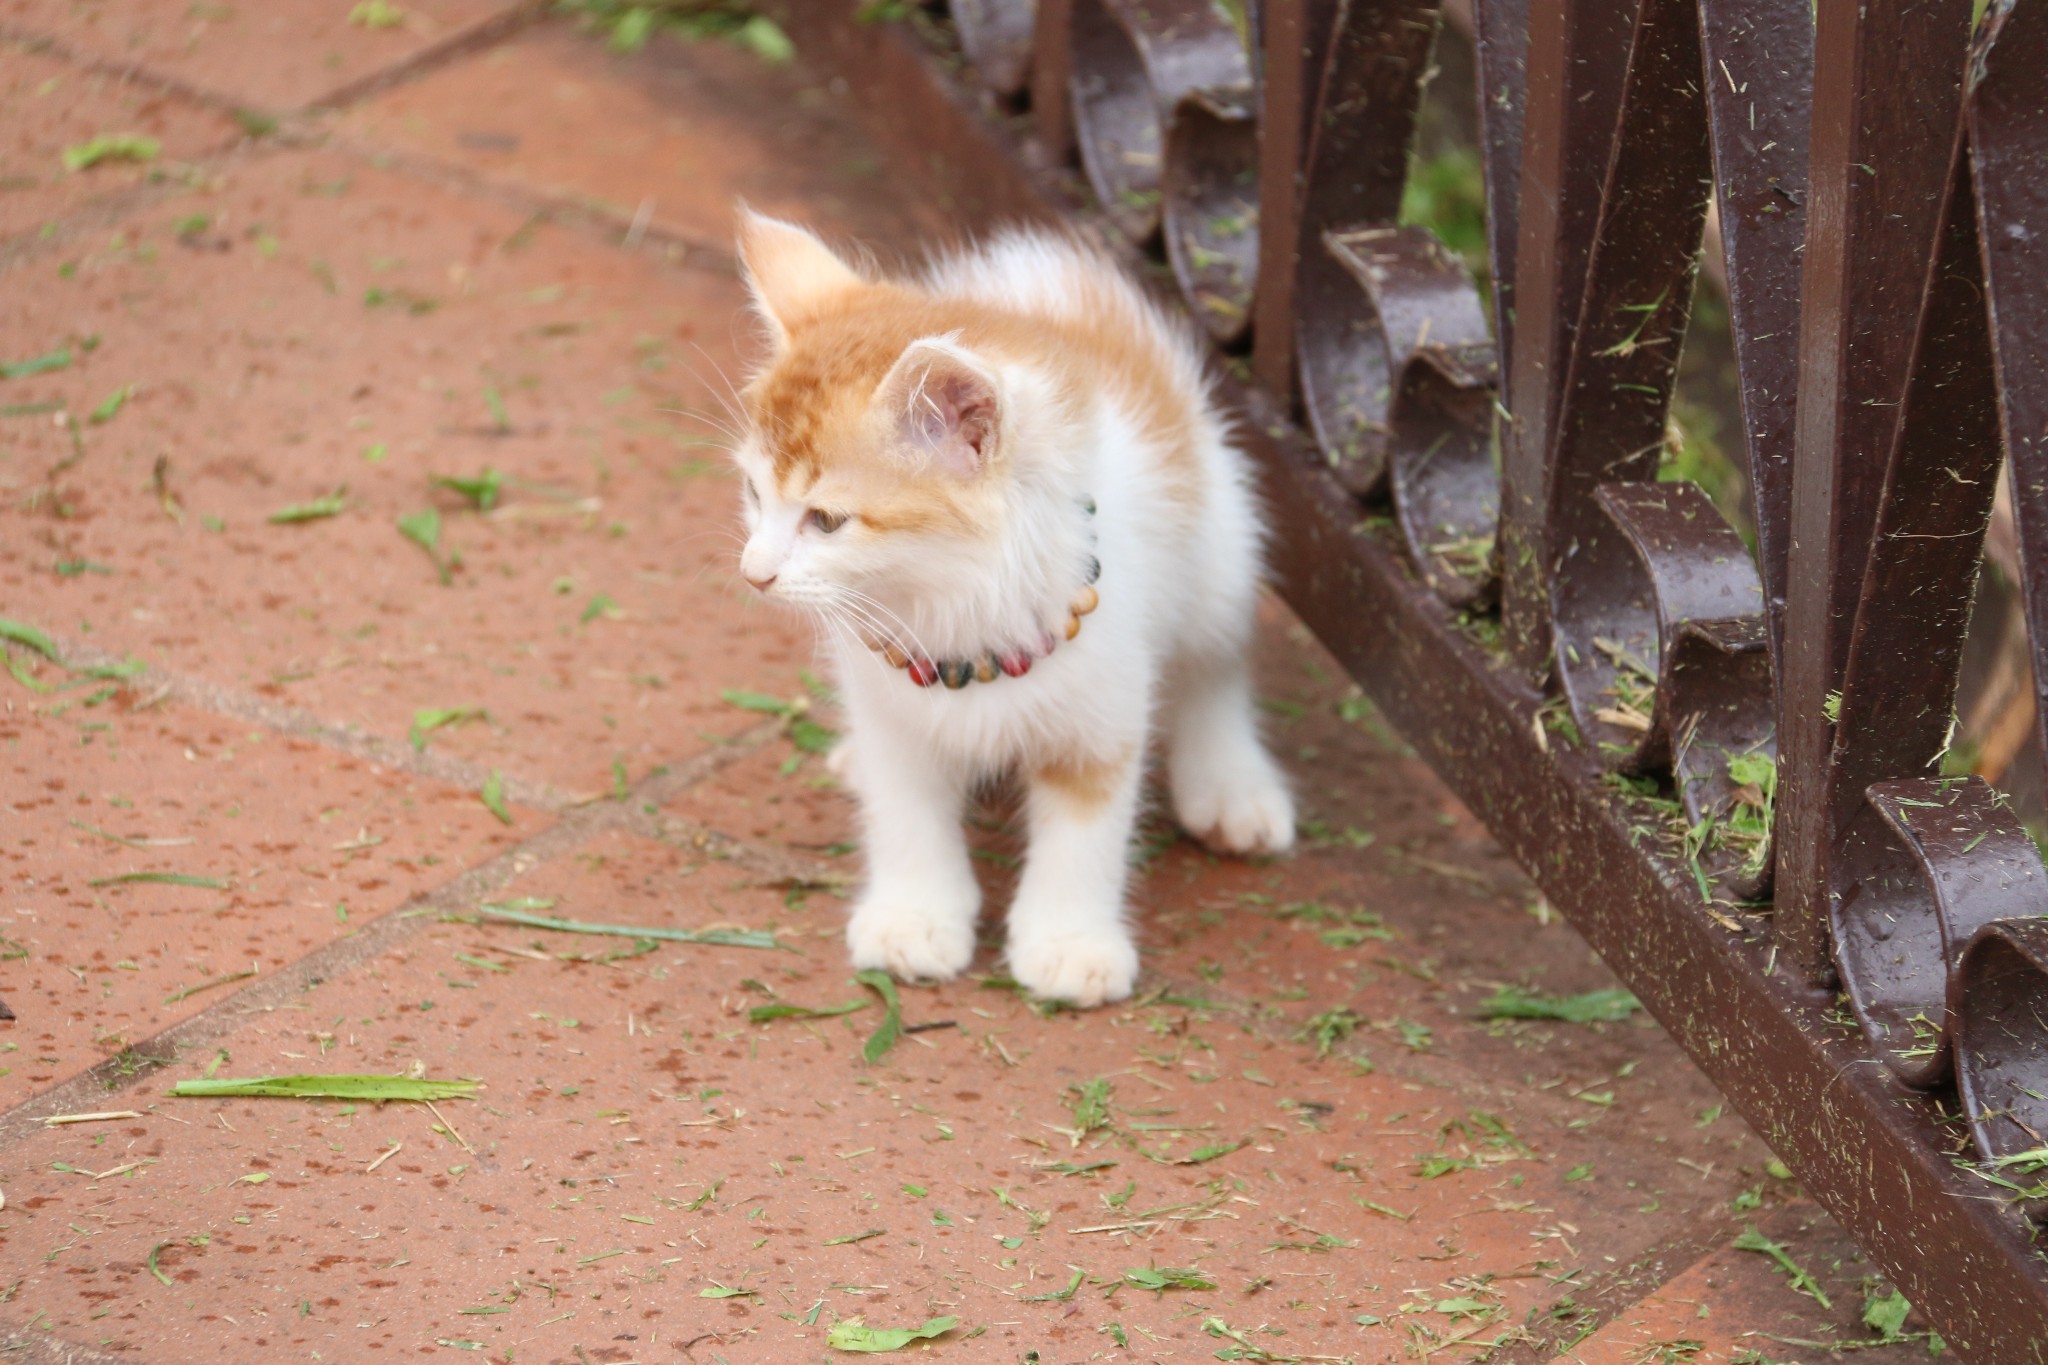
[{"xmin": 870, "ymin": 497, "xmax": 1101, "ymax": 689}]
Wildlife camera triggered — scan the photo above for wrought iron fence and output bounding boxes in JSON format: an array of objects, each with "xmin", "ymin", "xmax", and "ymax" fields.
[{"xmin": 785, "ymin": 0, "xmax": 2048, "ymax": 1353}]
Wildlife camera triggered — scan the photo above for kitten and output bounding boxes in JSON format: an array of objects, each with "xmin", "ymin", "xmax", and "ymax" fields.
[{"xmin": 730, "ymin": 210, "xmax": 1295, "ymax": 1006}]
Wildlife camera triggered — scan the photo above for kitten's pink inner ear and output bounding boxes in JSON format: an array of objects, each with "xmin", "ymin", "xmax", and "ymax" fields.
[{"xmin": 885, "ymin": 342, "xmax": 1001, "ymax": 479}]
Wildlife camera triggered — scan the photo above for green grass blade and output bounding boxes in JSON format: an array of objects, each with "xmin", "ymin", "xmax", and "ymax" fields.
[
  {"xmin": 855, "ymin": 969, "xmax": 903, "ymax": 1064},
  {"xmin": 478, "ymin": 904, "xmax": 779, "ymax": 950},
  {"xmin": 169, "ymin": 1074, "xmax": 479, "ymax": 1101}
]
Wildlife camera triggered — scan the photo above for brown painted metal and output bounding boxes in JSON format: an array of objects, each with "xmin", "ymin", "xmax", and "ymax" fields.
[
  {"xmin": 1774, "ymin": 0, "xmax": 1979, "ymax": 979},
  {"xmin": 1312, "ymin": 225, "xmax": 1498, "ymax": 603},
  {"xmin": 1289, "ymin": 0, "xmax": 1444, "ymax": 486},
  {"xmin": 1160, "ymin": 86, "xmax": 1260, "ymax": 346},
  {"xmin": 1971, "ymin": 0, "xmax": 2048, "ymax": 812},
  {"xmin": 1029, "ymin": 0, "xmax": 1077, "ymax": 158},
  {"xmin": 783, "ymin": 0, "xmax": 2048, "ymax": 1349},
  {"xmin": 1823, "ymin": 146, "xmax": 2006, "ymax": 1082},
  {"xmin": 1854, "ymin": 777, "xmax": 2046, "ymax": 1092},
  {"xmin": 1467, "ymin": 0, "xmax": 1526, "ymax": 387},
  {"xmin": 1493, "ymin": 0, "xmax": 1639, "ymax": 678},
  {"xmin": 1539, "ymin": 0, "xmax": 1714, "ymax": 758},
  {"xmin": 1695, "ymin": 0, "xmax": 1810, "ymax": 670},
  {"xmin": 1249, "ymin": 0, "xmax": 1340, "ymax": 397},
  {"xmin": 1958, "ymin": 916, "xmax": 2048, "ymax": 1171},
  {"xmin": 1592, "ymin": 482, "xmax": 1773, "ymax": 897},
  {"xmin": 1068, "ymin": 0, "xmax": 1249, "ymax": 243}
]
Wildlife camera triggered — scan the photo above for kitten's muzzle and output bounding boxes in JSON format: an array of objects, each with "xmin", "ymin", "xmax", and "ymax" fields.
[{"xmin": 745, "ymin": 572, "xmax": 778, "ymax": 592}]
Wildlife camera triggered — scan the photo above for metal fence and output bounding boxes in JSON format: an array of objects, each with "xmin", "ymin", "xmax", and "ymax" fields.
[{"xmin": 787, "ymin": 0, "xmax": 2048, "ymax": 1353}]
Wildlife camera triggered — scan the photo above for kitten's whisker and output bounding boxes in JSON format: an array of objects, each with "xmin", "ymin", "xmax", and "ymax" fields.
[
  {"xmin": 685, "ymin": 344, "xmax": 751, "ymax": 433},
  {"xmin": 833, "ymin": 588, "xmax": 933, "ymax": 664}
]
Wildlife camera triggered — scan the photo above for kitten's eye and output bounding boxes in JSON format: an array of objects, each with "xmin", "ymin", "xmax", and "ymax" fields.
[
  {"xmin": 806, "ymin": 508, "xmax": 849, "ymax": 534},
  {"xmin": 742, "ymin": 480, "xmax": 760, "ymax": 509}
]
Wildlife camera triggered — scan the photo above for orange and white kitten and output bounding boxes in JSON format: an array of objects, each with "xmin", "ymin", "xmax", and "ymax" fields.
[{"xmin": 731, "ymin": 210, "xmax": 1293, "ymax": 1006}]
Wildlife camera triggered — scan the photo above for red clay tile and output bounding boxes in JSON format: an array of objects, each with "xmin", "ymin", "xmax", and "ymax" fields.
[
  {"xmin": 0, "ymin": 40, "xmax": 243, "ymax": 245},
  {"xmin": 0, "ymin": 694, "xmax": 516, "ymax": 1091},
  {"xmin": 336, "ymin": 18, "xmax": 957, "ymax": 254},
  {"xmin": 0, "ymin": 146, "xmax": 816, "ymax": 796},
  {"xmin": 1567, "ymin": 1204, "xmax": 1942, "ymax": 1362},
  {"xmin": 1, "ymin": 0, "xmax": 532, "ymax": 113}
]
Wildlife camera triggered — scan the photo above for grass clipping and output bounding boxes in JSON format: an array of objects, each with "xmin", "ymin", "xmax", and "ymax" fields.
[{"xmin": 170, "ymin": 1075, "xmax": 478, "ymax": 1102}]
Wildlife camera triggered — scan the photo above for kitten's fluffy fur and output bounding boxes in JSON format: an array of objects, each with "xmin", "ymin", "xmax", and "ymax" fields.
[{"xmin": 731, "ymin": 211, "xmax": 1294, "ymax": 1006}]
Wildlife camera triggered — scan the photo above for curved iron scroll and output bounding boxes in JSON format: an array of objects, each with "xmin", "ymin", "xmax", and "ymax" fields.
[
  {"xmin": 1957, "ymin": 917, "xmax": 2048, "ymax": 1177},
  {"xmin": 1068, "ymin": 0, "xmax": 1249, "ymax": 243},
  {"xmin": 1160, "ymin": 86, "xmax": 1259, "ymax": 346},
  {"xmin": 1581, "ymin": 482, "xmax": 1774, "ymax": 896},
  {"xmin": 1299, "ymin": 227, "xmax": 1498, "ymax": 604}
]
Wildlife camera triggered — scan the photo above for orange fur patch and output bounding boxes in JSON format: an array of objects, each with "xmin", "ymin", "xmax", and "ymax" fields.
[
  {"xmin": 1033, "ymin": 746, "xmax": 1136, "ymax": 817},
  {"xmin": 745, "ymin": 268, "xmax": 1207, "ymax": 520}
]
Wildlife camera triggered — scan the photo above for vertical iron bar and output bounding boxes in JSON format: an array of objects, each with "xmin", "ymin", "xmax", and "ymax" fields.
[
  {"xmin": 1468, "ymin": 0, "xmax": 1528, "ymax": 389},
  {"xmin": 1775, "ymin": 0, "xmax": 1976, "ymax": 978},
  {"xmin": 1032, "ymin": 0, "xmax": 1078, "ymax": 160},
  {"xmin": 1252, "ymin": 0, "xmax": 1341, "ymax": 396},
  {"xmin": 1971, "ymin": 0, "xmax": 2048, "ymax": 790},
  {"xmin": 1495, "ymin": 0, "xmax": 1640, "ymax": 678},
  {"xmin": 1695, "ymin": 0, "xmax": 1812, "ymax": 671}
]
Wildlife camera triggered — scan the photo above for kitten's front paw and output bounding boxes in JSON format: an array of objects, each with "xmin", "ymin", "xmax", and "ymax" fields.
[
  {"xmin": 1175, "ymin": 761, "xmax": 1297, "ymax": 857},
  {"xmin": 847, "ymin": 896, "xmax": 977, "ymax": 982},
  {"xmin": 1008, "ymin": 930, "xmax": 1139, "ymax": 1008}
]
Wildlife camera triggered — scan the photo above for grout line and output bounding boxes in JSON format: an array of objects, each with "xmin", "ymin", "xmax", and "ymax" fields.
[
  {"xmin": 46, "ymin": 632, "xmax": 587, "ymax": 814},
  {"xmin": 0, "ymin": 717, "xmax": 783, "ymax": 1151},
  {"xmin": 314, "ymin": 129, "xmax": 741, "ymax": 277},
  {"xmin": 306, "ymin": 0, "xmax": 552, "ymax": 113}
]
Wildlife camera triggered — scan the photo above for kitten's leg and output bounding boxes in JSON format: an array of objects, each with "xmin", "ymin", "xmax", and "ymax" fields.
[
  {"xmin": 1164, "ymin": 649, "xmax": 1296, "ymax": 855},
  {"xmin": 1007, "ymin": 744, "xmax": 1146, "ymax": 1007},
  {"xmin": 844, "ymin": 738, "xmax": 980, "ymax": 981}
]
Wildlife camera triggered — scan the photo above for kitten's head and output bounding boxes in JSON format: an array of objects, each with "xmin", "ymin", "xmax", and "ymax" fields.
[{"xmin": 729, "ymin": 211, "xmax": 1013, "ymax": 622}]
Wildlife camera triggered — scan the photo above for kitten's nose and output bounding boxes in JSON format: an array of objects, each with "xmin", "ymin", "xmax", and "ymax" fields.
[{"xmin": 746, "ymin": 572, "xmax": 778, "ymax": 592}]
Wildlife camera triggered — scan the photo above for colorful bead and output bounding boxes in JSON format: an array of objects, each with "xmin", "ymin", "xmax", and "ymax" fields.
[
  {"xmin": 1070, "ymin": 585, "xmax": 1099, "ymax": 617},
  {"xmin": 1064, "ymin": 613, "xmax": 1081, "ymax": 641},
  {"xmin": 938, "ymin": 659, "xmax": 974, "ymax": 689},
  {"xmin": 907, "ymin": 658, "xmax": 939, "ymax": 687},
  {"xmin": 1083, "ymin": 555, "xmax": 1100, "ymax": 585},
  {"xmin": 974, "ymin": 654, "xmax": 1000, "ymax": 683},
  {"xmin": 999, "ymin": 652, "xmax": 1032, "ymax": 677},
  {"xmin": 882, "ymin": 643, "xmax": 909, "ymax": 669}
]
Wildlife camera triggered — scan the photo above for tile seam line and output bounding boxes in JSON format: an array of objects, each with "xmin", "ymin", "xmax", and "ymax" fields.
[
  {"xmin": 38, "ymin": 629, "xmax": 712, "ymax": 813},
  {"xmin": 0, "ymin": 0, "xmax": 548, "ymax": 131},
  {"xmin": 0, "ymin": 714, "xmax": 787, "ymax": 1150},
  {"xmin": 313, "ymin": 128, "xmax": 740, "ymax": 276}
]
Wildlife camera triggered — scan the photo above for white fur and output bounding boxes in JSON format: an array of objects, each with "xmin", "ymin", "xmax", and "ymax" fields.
[{"xmin": 734, "ymin": 220, "xmax": 1294, "ymax": 1007}]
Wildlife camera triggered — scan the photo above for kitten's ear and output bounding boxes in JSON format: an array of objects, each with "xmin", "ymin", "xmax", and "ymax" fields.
[
  {"xmin": 876, "ymin": 337, "xmax": 1002, "ymax": 479},
  {"xmin": 736, "ymin": 208, "xmax": 861, "ymax": 346}
]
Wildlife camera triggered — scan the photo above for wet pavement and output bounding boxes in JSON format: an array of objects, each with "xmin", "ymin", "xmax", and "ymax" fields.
[{"xmin": 0, "ymin": 5, "xmax": 1944, "ymax": 1361}]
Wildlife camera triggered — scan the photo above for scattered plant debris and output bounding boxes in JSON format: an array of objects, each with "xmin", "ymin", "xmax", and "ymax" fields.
[
  {"xmin": 825, "ymin": 1314, "xmax": 958, "ymax": 1352},
  {"xmin": 170, "ymin": 1074, "xmax": 478, "ymax": 1102},
  {"xmin": 1477, "ymin": 986, "xmax": 1641, "ymax": 1023},
  {"xmin": 855, "ymin": 969, "xmax": 903, "ymax": 1064}
]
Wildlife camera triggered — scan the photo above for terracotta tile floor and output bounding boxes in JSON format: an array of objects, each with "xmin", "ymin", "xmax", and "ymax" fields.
[{"xmin": 0, "ymin": 7, "xmax": 1943, "ymax": 1362}]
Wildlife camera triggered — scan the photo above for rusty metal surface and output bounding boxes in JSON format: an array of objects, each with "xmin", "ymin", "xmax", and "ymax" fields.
[
  {"xmin": 1290, "ymin": 0, "xmax": 1447, "ymax": 489},
  {"xmin": 1695, "ymin": 0, "xmax": 1810, "ymax": 668},
  {"xmin": 1249, "ymin": 0, "xmax": 1340, "ymax": 395},
  {"xmin": 1161, "ymin": 85, "xmax": 1260, "ymax": 345},
  {"xmin": 1068, "ymin": 0, "xmax": 1248, "ymax": 242},
  {"xmin": 1774, "ymin": 0, "xmax": 1978, "ymax": 978},
  {"xmin": 785, "ymin": 0, "xmax": 2048, "ymax": 1350},
  {"xmin": 1971, "ymin": 0, "xmax": 2048, "ymax": 804},
  {"xmin": 1314, "ymin": 225, "xmax": 1498, "ymax": 602},
  {"xmin": 1588, "ymin": 482, "xmax": 1773, "ymax": 897},
  {"xmin": 1852, "ymin": 778, "xmax": 2044, "ymax": 1092},
  {"xmin": 1493, "ymin": 0, "xmax": 1639, "ymax": 676}
]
